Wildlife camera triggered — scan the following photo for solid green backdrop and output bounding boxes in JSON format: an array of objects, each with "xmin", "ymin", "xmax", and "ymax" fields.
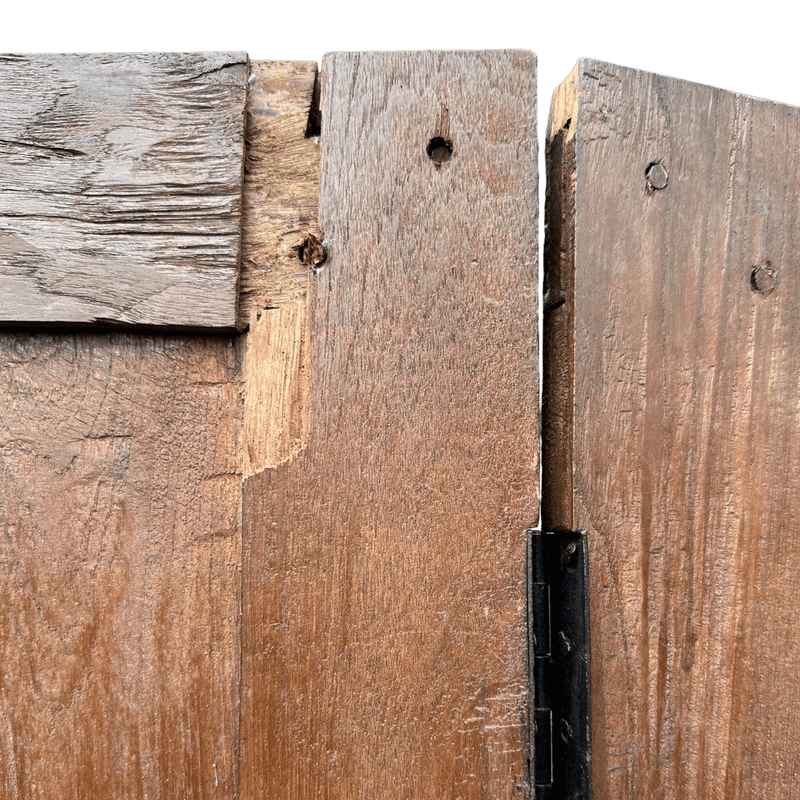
[{"xmin": 0, "ymin": 0, "xmax": 800, "ymax": 138}]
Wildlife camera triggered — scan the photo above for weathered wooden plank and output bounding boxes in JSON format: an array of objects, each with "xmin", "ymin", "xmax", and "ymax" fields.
[
  {"xmin": 545, "ymin": 60, "xmax": 800, "ymax": 799},
  {"xmin": 0, "ymin": 59, "xmax": 324, "ymax": 800},
  {"xmin": 241, "ymin": 50, "xmax": 538, "ymax": 799},
  {"xmin": 0, "ymin": 333, "xmax": 241, "ymax": 798},
  {"xmin": 0, "ymin": 52, "xmax": 247, "ymax": 329},
  {"xmin": 240, "ymin": 61, "xmax": 319, "ymax": 478}
]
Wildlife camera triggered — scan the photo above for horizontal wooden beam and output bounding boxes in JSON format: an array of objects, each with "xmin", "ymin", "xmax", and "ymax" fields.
[{"xmin": 0, "ymin": 53, "xmax": 247, "ymax": 330}]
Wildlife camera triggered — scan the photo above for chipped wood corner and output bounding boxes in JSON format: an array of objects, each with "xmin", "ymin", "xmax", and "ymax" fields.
[
  {"xmin": 548, "ymin": 61, "xmax": 579, "ymax": 141},
  {"xmin": 239, "ymin": 61, "xmax": 321, "ymax": 478}
]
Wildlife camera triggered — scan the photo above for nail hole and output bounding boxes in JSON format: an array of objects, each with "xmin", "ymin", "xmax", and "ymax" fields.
[
  {"xmin": 427, "ymin": 136, "xmax": 453, "ymax": 165},
  {"xmin": 645, "ymin": 161, "xmax": 668, "ymax": 191},
  {"xmin": 751, "ymin": 262, "xmax": 778, "ymax": 295}
]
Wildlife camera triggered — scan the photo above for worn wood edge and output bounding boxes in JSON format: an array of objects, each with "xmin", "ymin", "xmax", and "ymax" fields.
[
  {"xmin": 542, "ymin": 63, "xmax": 578, "ymax": 532},
  {"xmin": 547, "ymin": 63, "xmax": 578, "ymax": 142},
  {"xmin": 240, "ymin": 61, "xmax": 319, "ymax": 478}
]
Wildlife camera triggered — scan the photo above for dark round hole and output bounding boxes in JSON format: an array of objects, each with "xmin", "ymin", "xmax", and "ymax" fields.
[{"xmin": 427, "ymin": 136, "xmax": 453, "ymax": 165}]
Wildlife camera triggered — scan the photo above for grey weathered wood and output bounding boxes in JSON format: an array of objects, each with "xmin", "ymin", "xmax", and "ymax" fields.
[
  {"xmin": 546, "ymin": 59, "xmax": 800, "ymax": 800},
  {"xmin": 0, "ymin": 53, "xmax": 247, "ymax": 329}
]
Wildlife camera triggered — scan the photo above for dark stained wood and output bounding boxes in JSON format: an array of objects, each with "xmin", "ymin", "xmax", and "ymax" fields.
[
  {"xmin": 240, "ymin": 50, "xmax": 539, "ymax": 799},
  {"xmin": 0, "ymin": 332, "xmax": 241, "ymax": 798},
  {"xmin": 0, "ymin": 53, "xmax": 247, "ymax": 329},
  {"xmin": 545, "ymin": 59, "xmax": 800, "ymax": 800}
]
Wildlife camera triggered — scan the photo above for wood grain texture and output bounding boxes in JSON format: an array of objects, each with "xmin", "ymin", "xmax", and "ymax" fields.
[
  {"xmin": 545, "ymin": 59, "xmax": 800, "ymax": 800},
  {"xmin": 0, "ymin": 52, "xmax": 247, "ymax": 329},
  {"xmin": 240, "ymin": 61, "xmax": 318, "ymax": 477},
  {"xmin": 239, "ymin": 60, "xmax": 320, "ymax": 326},
  {"xmin": 0, "ymin": 333, "xmax": 241, "ymax": 798},
  {"xmin": 240, "ymin": 50, "xmax": 538, "ymax": 799}
]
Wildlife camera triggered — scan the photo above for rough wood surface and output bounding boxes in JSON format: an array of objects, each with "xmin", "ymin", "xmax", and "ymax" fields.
[
  {"xmin": 0, "ymin": 333, "xmax": 241, "ymax": 798},
  {"xmin": 545, "ymin": 59, "xmax": 800, "ymax": 800},
  {"xmin": 240, "ymin": 61, "xmax": 319, "ymax": 478},
  {"xmin": 0, "ymin": 52, "xmax": 247, "ymax": 329},
  {"xmin": 240, "ymin": 50, "xmax": 539, "ymax": 799}
]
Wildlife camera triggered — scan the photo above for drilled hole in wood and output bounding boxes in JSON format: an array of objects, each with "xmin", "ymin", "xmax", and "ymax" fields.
[{"xmin": 427, "ymin": 136, "xmax": 453, "ymax": 165}]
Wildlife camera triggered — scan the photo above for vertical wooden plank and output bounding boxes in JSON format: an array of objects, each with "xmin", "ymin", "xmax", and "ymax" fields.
[
  {"xmin": 239, "ymin": 61, "xmax": 320, "ymax": 478},
  {"xmin": 241, "ymin": 50, "xmax": 538, "ymax": 799},
  {"xmin": 545, "ymin": 60, "xmax": 800, "ymax": 800},
  {"xmin": 0, "ymin": 333, "xmax": 241, "ymax": 799}
]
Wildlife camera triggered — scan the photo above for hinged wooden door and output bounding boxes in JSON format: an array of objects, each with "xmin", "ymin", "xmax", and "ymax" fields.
[{"xmin": 545, "ymin": 59, "xmax": 800, "ymax": 800}]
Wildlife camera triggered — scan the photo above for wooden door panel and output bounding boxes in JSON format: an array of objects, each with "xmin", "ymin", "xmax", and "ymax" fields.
[
  {"xmin": 0, "ymin": 59, "xmax": 320, "ymax": 800},
  {"xmin": 545, "ymin": 59, "xmax": 800, "ymax": 800},
  {"xmin": 240, "ymin": 50, "xmax": 539, "ymax": 799},
  {"xmin": 0, "ymin": 52, "xmax": 539, "ymax": 799}
]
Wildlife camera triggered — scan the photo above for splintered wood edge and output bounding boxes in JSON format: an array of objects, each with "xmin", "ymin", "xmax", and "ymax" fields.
[
  {"xmin": 549, "ymin": 62, "xmax": 579, "ymax": 141},
  {"xmin": 240, "ymin": 61, "xmax": 320, "ymax": 478},
  {"xmin": 542, "ymin": 63, "xmax": 579, "ymax": 531}
]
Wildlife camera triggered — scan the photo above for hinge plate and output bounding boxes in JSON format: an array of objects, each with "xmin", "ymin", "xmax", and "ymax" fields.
[{"xmin": 529, "ymin": 530, "xmax": 591, "ymax": 799}]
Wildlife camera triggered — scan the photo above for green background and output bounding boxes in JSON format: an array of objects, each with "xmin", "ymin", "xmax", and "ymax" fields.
[{"xmin": 0, "ymin": 0, "xmax": 800, "ymax": 138}]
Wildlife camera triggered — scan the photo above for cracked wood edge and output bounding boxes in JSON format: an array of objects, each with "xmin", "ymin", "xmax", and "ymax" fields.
[
  {"xmin": 240, "ymin": 61, "xmax": 319, "ymax": 478},
  {"xmin": 0, "ymin": 52, "xmax": 247, "ymax": 330}
]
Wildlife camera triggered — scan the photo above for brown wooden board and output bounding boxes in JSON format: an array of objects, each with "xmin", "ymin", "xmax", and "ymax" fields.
[
  {"xmin": 545, "ymin": 60, "xmax": 800, "ymax": 799},
  {"xmin": 240, "ymin": 50, "xmax": 539, "ymax": 799},
  {"xmin": 0, "ymin": 53, "xmax": 247, "ymax": 330},
  {"xmin": 0, "ymin": 332, "xmax": 241, "ymax": 798},
  {"xmin": 0, "ymin": 59, "xmax": 322, "ymax": 800}
]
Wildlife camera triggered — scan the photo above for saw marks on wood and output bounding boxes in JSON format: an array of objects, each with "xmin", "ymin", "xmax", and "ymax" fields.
[
  {"xmin": 240, "ymin": 50, "xmax": 539, "ymax": 800},
  {"xmin": 545, "ymin": 59, "xmax": 800, "ymax": 800},
  {"xmin": 0, "ymin": 52, "xmax": 247, "ymax": 329}
]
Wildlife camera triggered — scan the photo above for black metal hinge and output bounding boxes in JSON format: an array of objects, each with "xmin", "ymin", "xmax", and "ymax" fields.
[{"xmin": 529, "ymin": 530, "xmax": 592, "ymax": 800}]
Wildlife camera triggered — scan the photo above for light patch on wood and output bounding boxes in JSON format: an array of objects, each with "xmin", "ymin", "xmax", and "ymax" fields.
[
  {"xmin": 239, "ymin": 61, "xmax": 319, "ymax": 476},
  {"xmin": 243, "ymin": 302, "xmax": 311, "ymax": 477}
]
